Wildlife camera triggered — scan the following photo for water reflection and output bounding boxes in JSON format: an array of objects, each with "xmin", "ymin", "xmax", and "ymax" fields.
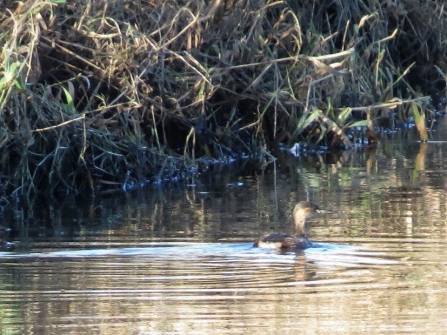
[
  {"xmin": 0, "ymin": 238, "xmax": 442, "ymax": 334},
  {"xmin": 2, "ymin": 130, "xmax": 447, "ymax": 333}
]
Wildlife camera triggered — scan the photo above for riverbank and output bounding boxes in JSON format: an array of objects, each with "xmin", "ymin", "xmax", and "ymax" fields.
[{"xmin": 0, "ymin": 0, "xmax": 445, "ymax": 198}]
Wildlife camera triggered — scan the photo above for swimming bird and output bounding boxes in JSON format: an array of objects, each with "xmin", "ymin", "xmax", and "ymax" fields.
[{"xmin": 253, "ymin": 201, "xmax": 324, "ymax": 250}]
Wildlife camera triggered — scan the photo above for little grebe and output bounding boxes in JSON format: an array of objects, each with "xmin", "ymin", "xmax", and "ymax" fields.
[{"xmin": 253, "ymin": 201, "xmax": 324, "ymax": 250}]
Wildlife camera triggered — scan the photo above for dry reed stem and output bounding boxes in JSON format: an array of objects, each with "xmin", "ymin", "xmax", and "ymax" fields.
[{"xmin": 0, "ymin": 0, "xmax": 445, "ymax": 198}]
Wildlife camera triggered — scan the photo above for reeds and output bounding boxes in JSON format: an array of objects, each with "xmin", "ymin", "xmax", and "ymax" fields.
[{"xmin": 0, "ymin": 0, "xmax": 446, "ymax": 197}]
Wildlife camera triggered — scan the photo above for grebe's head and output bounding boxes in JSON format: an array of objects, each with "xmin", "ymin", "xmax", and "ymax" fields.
[{"xmin": 293, "ymin": 201, "xmax": 324, "ymax": 235}]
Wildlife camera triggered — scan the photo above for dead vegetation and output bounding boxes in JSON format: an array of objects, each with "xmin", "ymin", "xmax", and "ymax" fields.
[{"xmin": 0, "ymin": 0, "xmax": 446, "ymax": 198}]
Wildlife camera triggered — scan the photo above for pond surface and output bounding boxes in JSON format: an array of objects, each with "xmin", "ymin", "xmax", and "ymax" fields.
[{"xmin": 2, "ymin": 126, "xmax": 447, "ymax": 334}]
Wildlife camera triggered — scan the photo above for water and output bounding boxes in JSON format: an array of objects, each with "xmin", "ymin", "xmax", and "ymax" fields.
[{"xmin": 2, "ymin": 127, "xmax": 447, "ymax": 334}]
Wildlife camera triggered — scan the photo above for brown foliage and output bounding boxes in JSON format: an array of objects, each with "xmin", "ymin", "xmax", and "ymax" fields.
[{"xmin": 0, "ymin": 0, "xmax": 446, "ymax": 197}]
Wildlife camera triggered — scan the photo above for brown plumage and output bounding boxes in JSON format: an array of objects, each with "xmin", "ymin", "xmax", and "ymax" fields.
[{"xmin": 253, "ymin": 201, "xmax": 322, "ymax": 250}]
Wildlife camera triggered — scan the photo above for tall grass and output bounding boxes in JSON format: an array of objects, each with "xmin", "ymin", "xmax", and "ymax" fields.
[{"xmin": 0, "ymin": 0, "xmax": 445, "ymax": 198}]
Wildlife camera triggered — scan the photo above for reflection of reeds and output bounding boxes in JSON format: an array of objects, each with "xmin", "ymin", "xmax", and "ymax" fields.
[{"xmin": 0, "ymin": 0, "xmax": 445, "ymax": 196}]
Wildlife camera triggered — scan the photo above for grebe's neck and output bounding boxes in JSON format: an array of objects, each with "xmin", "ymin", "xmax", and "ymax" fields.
[
  {"xmin": 293, "ymin": 215, "xmax": 307, "ymax": 235},
  {"xmin": 292, "ymin": 201, "xmax": 320, "ymax": 235}
]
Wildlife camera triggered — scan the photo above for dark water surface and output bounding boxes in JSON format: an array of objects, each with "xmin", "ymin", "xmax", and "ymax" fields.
[{"xmin": 2, "ymin": 127, "xmax": 447, "ymax": 334}]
